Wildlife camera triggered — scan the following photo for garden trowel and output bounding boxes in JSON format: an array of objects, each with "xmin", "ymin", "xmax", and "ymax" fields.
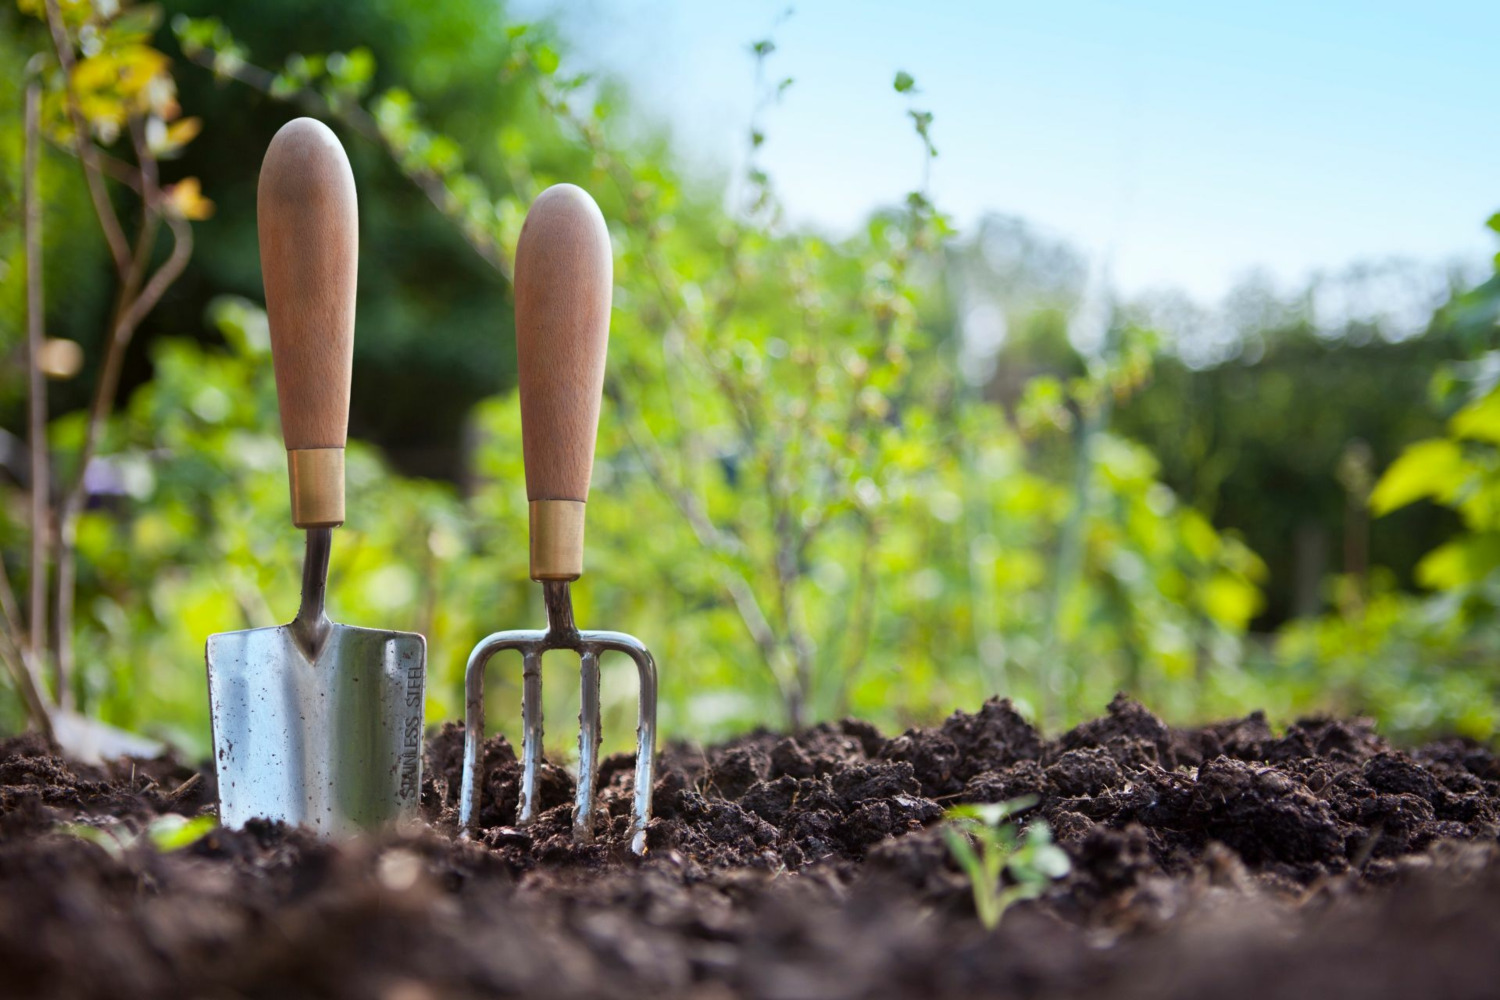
[{"xmin": 206, "ymin": 118, "xmax": 426, "ymax": 835}]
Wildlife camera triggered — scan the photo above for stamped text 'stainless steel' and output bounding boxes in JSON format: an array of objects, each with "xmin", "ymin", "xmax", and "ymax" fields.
[
  {"xmin": 460, "ymin": 184, "xmax": 659, "ymax": 854},
  {"xmin": 205, "ymin": 118, "xmax": 427, "ymax": 834}
]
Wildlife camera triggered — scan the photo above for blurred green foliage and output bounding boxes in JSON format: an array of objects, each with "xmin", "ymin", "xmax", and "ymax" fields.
[
  {"xmin": 1115, "ymin": 289, "xmax": 1469, "ymax": 626},
  {"xmin": 1, "ymin": 0, "xmax": 1497, "ymax": 753},
  {"xmin": 1259, "ymin": 233, "xmax": 1500, "ymax": 742}
]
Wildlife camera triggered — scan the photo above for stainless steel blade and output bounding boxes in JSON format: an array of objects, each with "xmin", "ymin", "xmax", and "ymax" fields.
[{"xmin": 206, "ymin": 622, "xmax": 426, "ymax": 835}]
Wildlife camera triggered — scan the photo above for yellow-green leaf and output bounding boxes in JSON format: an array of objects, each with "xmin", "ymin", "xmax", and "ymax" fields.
[
  {"xmin": 1415, "ymin": 534, "xmax": 1500, "ymax": 589},
  {"xmin": 1201, "ymin": 572, "xmax": 1262, "ymax": 630},
  {"xmin": 1370, "ymin": 438, "xmax": 1465, "ymax": 515},
  {"xmin": 1451, "ymin": 390, "xmax": 1500, "ymax": 445},
  {"xmin": 147, "ymin": 814, "xmax": 217, "ymax": 851}
]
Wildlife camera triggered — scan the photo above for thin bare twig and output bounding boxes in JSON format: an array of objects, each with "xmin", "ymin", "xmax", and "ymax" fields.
[
  {"xmin": 7, "ymin": 72, "xmax": 59, "ymax": 740},
  {"xmin": 0, "ymin": 552, "xmax": 27, "ymax": 644},
  {"xmin": 760, "ymin": 427, "xmax": 817, "ymax": 727},
  {"xmin": 0, "ymin": 549, "xmax": 54, "ymax": 741},
  {"xmin": 24, "ymin": 80, "xmax": 50, "ymax": 678},
  {"xmin": 43, "ymin": 135, "xmax": 146, "ymax": 195},
  {"xmin": 0, "ymin": 617, "xmax": 54, "ymax": 742},
  {"xmin": 831, "ymin": 514, "xmax": 880, "ymax": 716},
  {"xmin": 54, "ymin": 212, "xmax": 192, "ymax": 694},
  {"xmin": 607, "ymin": 380, "xmax": 797, "ymax": 704}
]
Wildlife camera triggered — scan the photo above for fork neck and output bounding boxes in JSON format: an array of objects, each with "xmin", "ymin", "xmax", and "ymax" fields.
[
  {"xmin": 291, "ymin": 526, "xmax": 333, "ymax": 659},
  {"xmin": 542, "ymin": 579, "xmax": 579, "ymax": 642}
]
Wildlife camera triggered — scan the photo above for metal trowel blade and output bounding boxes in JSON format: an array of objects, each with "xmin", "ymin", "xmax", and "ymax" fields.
[{"xmin": 206, "ymin": 622, "xmax": 426, "ymax": 835}]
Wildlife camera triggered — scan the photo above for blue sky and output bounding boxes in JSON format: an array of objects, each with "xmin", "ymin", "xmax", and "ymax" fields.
[{"xmin": 518, "ymin": 1, "xmax": 1499, "ymax": 302}]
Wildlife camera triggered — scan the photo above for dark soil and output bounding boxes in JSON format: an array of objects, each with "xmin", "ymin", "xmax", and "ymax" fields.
[{"xmin": 4, "ymin": 694, "xmax": 1500, "ymax": 999}]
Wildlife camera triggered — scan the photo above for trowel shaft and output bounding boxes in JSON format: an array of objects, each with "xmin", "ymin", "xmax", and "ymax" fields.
[{"xmin": 291, "ymin": 527, "xmax": 333, "ymax": 660}]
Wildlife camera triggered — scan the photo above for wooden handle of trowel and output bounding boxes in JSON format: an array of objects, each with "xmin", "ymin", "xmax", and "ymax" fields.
[
  {"xmin": 258, "ymin": 117, "xmax": 357, "ymax": 529},
  {"xmin": 514, "ymin": 183, "xmax": 613, "ymax": 580}
]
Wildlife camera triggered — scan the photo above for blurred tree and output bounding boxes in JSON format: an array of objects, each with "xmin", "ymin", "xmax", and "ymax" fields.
[
  {"xmin": 1266, "ymin": 229, "xmax": 1500, "ymax": 741},
  {"xmin": 1114, "ymin": 293, "xmax": 1469, "ymax": 627},
  {"xmin": 928, "ymin": 216, "xmax": 1471, "ymax": 629}
]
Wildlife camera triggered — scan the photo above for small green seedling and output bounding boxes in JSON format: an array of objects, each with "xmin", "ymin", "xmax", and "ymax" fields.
[
  {"xmin": 942, "ymin": 796, "xmax": 1070, "ymax": 929},
  {"xmin": 60, "ymin": 813, "xmax": 217, "ymax": 859}
]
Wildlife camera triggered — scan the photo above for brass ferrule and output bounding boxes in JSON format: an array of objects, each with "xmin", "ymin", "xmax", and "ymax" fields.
[
  {"xmin": 287, "ymin": 448, "xmax": 345, "ymax": 528},
  {"xmin": 530, "ymin": 499, "xmax": 586, "ymax": 580}
]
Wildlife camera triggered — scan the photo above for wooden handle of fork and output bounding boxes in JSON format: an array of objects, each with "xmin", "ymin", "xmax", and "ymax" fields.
[
  {"xmin": 514, "ymin": 183, "xmax": 613, "ymax": 579},
  {"xmin": 258, "ymin": 117, "xmax": 358, "ymax": 528}
]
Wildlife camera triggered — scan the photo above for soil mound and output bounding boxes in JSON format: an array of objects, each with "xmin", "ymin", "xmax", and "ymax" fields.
[{"xmin": 3, "ymin": 695, "xmax": 1500, "ymax": 999}]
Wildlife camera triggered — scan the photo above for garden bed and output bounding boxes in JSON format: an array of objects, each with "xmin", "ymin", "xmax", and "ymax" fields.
[{"xmin": 3, "ymin": 695, "xmax": 1500, "ymax": 999}]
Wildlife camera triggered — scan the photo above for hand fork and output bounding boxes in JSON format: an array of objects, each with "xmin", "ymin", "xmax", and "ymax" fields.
[{"xmin": 459, "ymin": 184, "xmax": 658, "ymax": 854}]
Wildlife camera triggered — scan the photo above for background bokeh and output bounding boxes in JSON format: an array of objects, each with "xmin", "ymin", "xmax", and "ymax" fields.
[{"xmin": 3, "ymin": 0, "xmax": 1499, "ymax": 759}]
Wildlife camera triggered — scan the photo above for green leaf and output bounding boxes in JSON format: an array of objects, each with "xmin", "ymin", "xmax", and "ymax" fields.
[
  {"xmin": 1178, "ymin": 509, "xmax": 1220, "ymax": 562},
  {"xmin": 209, "ymin": 295, "xmax": 271, "ymax": 357},
  {"xmin": 1415, "ymin": 534, "xmax": 1500, "ymax": 590},
  {"xmin": 1022, "ymin": 827, "xmax": 1071, "ymax": 879},
  {"xmin": 532, "ymin": 44, "xmax": 560, "ymax": 75},
  {"xmin": 1201, "ymin": 572, "xmax": 1262, "ymax": 630},
  {"xmin": 59, "ymin": 823, "xmax": 125, "ymax": 859},
  {"xmin": 1370, "ymin": 438, "xmax": 1465, "ymax": 515},
  {"xmin": 893, "ymin": 70, "xmax": 916, "ymax": 93},
  {"xmin": 1451, "ymin": 390, "xmax": 1500, "ymax": 445},
  {"xmin": 942, "ymin": 824, "xmax": 984, "ymax": 885},
  {"xmin": 147, "ymin": 813, "xmax": 217, "ymax": 851},
  {"xmin": 337, "ymin": 47, "xmax": 376, "ymax": 90}
]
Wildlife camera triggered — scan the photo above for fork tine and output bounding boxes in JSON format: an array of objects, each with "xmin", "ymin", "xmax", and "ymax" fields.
[
  {"xmin": 573, "ymin": 648, "xmax": 602, "ymax": 843},
  {"xmin": 459, "ymin": 630, "xmax": 543, "ymax": 835},
  {"xmin": 591, "ymin": 633, "xmax": 657, "ymax": 855},
  {"xmin": 459, "ymin": 638, "xmax": 489, "ymax": 834},
  {"xmin": 518, "ymin": 647, "xmax": 544, "ymax": 824},
  {"xmin": 627, "ymin": 645, "xmax": 657, "ymax": 855}
]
